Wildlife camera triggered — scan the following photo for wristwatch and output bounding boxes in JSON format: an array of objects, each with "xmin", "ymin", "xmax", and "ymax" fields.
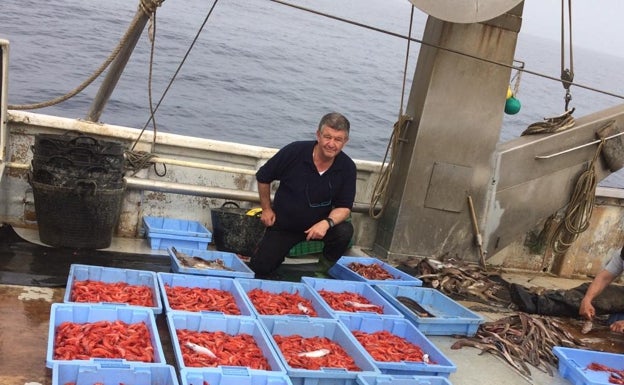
[{"xmin": 324, "ymin": 217, "xmax": 335, "ymax": 228}]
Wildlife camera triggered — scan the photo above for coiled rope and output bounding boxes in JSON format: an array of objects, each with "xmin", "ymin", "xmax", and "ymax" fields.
[
  {"xmin": 124, "ymin": 150, "xmax": 166, "ymax": 176},
  {"xmin": 7, "ymin": 0, "xmax": 164, "ymax": 111},
  {"xmin": 547, "ymin": 139, "xmax": 605, "ymax": 256},
  {"xmin": 368, "ymin": 5, "xmax": 414, "ymax": 219}
]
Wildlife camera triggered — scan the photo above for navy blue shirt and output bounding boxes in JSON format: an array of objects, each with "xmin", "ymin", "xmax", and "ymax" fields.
[{"xmin": 256, "ymin": 140, "xmax": 357, "ymax": 232}]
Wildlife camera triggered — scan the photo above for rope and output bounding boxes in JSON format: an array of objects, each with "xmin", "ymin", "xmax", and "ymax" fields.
[
  {"xmin": 7, "ymin": 0, "xmax": 164, "ymax": 111},
  {"xmin": 368, "ymin": 5, "xmax": 415, "ymax": 219},
  {"xmin": 124, "ymin": 0, "xmax": 220, "ymax": 177},
  {"xmin": 130, "ymin": 0, "xmax": 220, "ymax": 151},
  {"xmin": 369, "ymin": 115, "xmax": 411, "ymax": 219},
  {"xmin": 146, "ymin": 6, "xmax": 159, "ymax": 150},
  {"xmin": 124, "ymin": 150, "xmax": 166, "ymax": 176},
  {"xmin": 547, "ymin": 139, "xmax": 604, "ymax": 256}
]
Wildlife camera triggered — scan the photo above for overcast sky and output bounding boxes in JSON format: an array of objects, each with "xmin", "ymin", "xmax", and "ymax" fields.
[{"xmin": 521, "ymin": 0, "xmax": 624, "ymax": 57}]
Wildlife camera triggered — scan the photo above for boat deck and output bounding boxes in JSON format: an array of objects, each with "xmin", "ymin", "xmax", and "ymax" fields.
[{"xmin": 1, "ymin": 224, "xmax": 622, "ymax": 385}]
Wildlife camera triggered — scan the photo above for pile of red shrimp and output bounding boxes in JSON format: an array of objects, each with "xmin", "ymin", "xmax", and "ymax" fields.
[
  {"xmin": 70, "ymin": 280, "xmax": 154, "ymax": 307},
  {"xmin": 54, "ymin": 320, "xmax": 154, "ymax": 362},
  {"xmin": 273, "ymin": 335, "xmax": 360, "ymax": 371},
  {"xmin": 177, "ymin": 329, "xmax": 270, "ymax": 370},
  {"xmin": 317, "ymin": 289, "xmax": 383, "ymax": 314},
  {"xmin": 164, "ymin": 284, "xmax": 241, "ymax": 314},
  {"xmin": 351, "ymin": 330, "xmax": 432, "ymax": 363},
  {"xmin": 247, "ymin": 288, "xmax": 318, "ymax": 316},
  {"xmin": 347, "ymin": 262, "xmax": 394, "ymax": 280}
]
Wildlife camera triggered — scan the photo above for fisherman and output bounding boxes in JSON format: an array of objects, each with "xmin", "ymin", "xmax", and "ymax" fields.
[
  {"xmin": 510, "ymin": 246, "xmax": 624, "ymax": 333},
  {"xmin": 248, "ymin": 112, "xmax": 357, "ymax": 279}
]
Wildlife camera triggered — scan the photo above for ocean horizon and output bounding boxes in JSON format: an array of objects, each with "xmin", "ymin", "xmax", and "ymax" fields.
[{"xmin": 2, "ymin": 0, "xmax": 624, "ymax": 186}]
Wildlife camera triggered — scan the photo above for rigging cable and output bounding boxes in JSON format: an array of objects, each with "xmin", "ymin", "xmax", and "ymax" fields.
[
  {"xmin": 560, "ymin": 0, "xmax": 574, "ymax": 111},
  {"xmin": 129, "ymin": 0, "xmax": 220, "ymax": 152},
  {"xmin": 124, "ymin": 0, "xmax": 220, "ymax": 177},
  {"xmin": 7, "ymin": 0, "xmax": 165, "ymax": 110},
  {"xmin": 369, "ymin": 5, "xmax": 414, "ymax": 219},
  {"xmin": 270, "ymin": 0, "xmax": 624, "ymax": 102}
]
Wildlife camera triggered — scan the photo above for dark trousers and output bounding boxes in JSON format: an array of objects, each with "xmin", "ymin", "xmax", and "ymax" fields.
[{"xmin": 249, "ymin": 221, "xmax": 353, "ymax": 275}]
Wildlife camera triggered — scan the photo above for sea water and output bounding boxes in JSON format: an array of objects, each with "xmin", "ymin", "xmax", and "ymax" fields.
[{"xmin": 2, "ymin": 0, "xmax": 624, "ymax": 185}]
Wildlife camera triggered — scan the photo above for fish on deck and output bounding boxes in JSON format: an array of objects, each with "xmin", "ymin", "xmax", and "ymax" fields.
[{"xmin": 171, "ymin": 246, "xmax": 234, "ymax": 271}]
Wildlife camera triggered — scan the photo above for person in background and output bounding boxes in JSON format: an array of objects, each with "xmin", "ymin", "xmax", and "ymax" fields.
[
  {"xmin": 248, "ymin": 112, "xmax": 357, "ymax": 279},
  {"xmin": 510, "ymin": 247, "xmax": 624, "ymax": 333}
]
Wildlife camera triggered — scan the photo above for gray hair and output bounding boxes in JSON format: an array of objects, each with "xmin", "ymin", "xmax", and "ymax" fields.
[{"xmin": 318, "ymin": 112, "xmax": 350, "ymax": 137}]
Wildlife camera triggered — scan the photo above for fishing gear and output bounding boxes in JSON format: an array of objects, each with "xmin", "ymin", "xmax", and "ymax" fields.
[{"xmin": 560, "ymin": 0, "xmax": 574, "ymax": 111}]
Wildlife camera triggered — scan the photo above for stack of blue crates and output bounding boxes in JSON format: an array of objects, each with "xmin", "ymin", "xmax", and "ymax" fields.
[
  {"xmin": 48, "ymin": 252, "xmax": 484, "ymax": 385},
  {"xmin": 143, "ymin": 215, "xmax": 213, "ymax": 250}
]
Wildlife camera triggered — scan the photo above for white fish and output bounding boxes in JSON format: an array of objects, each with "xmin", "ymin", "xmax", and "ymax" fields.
[
  {"xmin": 297, "ymin": 302, "xmax": 311, "ymax": 314},
  {"xmin": 344, "ymin": 300, "xmax": 379, "ymax": 309},
  {"xmin": 581, "ymin": 320, "xmax": 593, "ymax": 334},
  {"xmin": 185, "ymin": 342, "xmax": 217, "ymax": 358},
  {"xmin": 298, "ymin": 348, "xmax": 330, "ymax": 358},
  {"xmin": 423, "ymin": 354, "xmax": 430, "ymax": 364}
]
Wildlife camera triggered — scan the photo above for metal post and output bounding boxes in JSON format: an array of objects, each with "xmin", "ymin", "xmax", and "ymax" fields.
[
  {"xmin": 0, "ymin": 40, "xmax": 9, "ymax": 181},
  {"xmin": 85, "ymin": 7, "xmax": 150, "ymax": 122}
]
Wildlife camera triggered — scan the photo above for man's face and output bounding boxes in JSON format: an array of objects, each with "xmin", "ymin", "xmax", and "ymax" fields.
[{"xmin": 316, "ymin": 125, "xmax": 349, "ymax": 159}]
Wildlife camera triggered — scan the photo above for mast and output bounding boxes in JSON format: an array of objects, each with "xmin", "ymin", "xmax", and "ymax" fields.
[{"xmin": 85, "ymin": 0, "xmax": 164, "ymax": 122}]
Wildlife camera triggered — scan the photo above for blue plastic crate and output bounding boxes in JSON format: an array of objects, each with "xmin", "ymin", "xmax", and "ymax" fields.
[
  {"xmin": 236, "ymin": 278, "xmax": 334, "ymax": 319},
  {"xmin": 158, "ymin": 272, "xmax": 255, "ymax": 316},
  {"xmin": 553, "ymin": 347, "xmax": 624, "ymax": 385},
  {"xmin": 301, "ymin": 277, "xmax": 404, "ymax": 319},
  {"xmin": 374, "ymin": 284, "xmax": 484, "ymax": 336},
  {"xmin": 168, "ymin": 247, "xmax": 254, "ymax": 278},
  {"xmin": 328, "ymin": 257, "xmax": 422, "ymax": 286},
  {"xmin": 46, "ymin": 303, "xmax": 166, "ymax": 368},
  {"xmin": 337, "ymin": 314, "xmax": 456, "ymax": 377},
  {"xmin": 52, "ymin": 362, "xmax": 179, "ymax": 385},
  {"xmin": 166, "ymin": 312, "xmax": 286, "ymax": 374},
  {"xmin": 148, "ymin": 232, "xmax": 211, "ymax": 250},
  {"xmin": 64, "ymin": 264, "xmax": 163, "ymax": 314},
  {"xmin": 357, "ymin": 374, "xmax": 453, "ymax": 385},
  {"xmin": 143, "ymin": 216, "xmax": 212, "ymax": 238},
  {"xmin": 259, "ymin": 316, "xmax": 380, "ymax": 385},
  {"xmin": 181, "ymin": 367, "xmax": 294, "ymax": 385}
]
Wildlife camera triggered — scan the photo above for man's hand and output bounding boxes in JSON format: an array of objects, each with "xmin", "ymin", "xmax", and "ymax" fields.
[
  {"xmin": 304, "ymin": 220, "xmax": 330, "ymax": 241},
  {"xmin": 260, "ymin": 208, "xmax": 276, "ymax": 227},
  {"xmin": 610, "ymin": 320, "xmax": 624, "ymax": 333},
  {"xmin": 579, "ymin": 297, "xmax": 596, "ymax": 320}
]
